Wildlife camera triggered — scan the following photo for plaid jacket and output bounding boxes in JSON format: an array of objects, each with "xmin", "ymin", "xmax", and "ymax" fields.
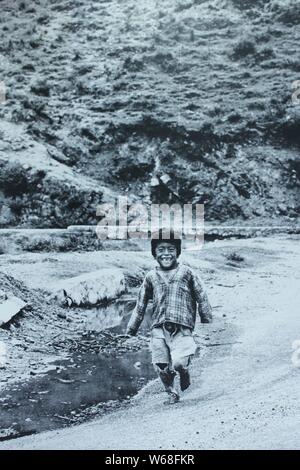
[{"xmin": 126, "ymin": 264, "xmax": 212, "ymax": 335}]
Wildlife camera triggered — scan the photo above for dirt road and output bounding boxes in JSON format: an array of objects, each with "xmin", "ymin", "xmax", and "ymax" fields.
[{"xmin": 1, "ymin": 236, "xmax": 299, "ymax": 450}]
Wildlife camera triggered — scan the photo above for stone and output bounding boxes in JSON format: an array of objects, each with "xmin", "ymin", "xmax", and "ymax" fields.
[
  {"xmin": 0, "ymin": 296, "xmax": 27, "ymax": 327},
  {"xmin": 278, "ymin": 203, "xmax": 287, "ymax": 215},
  {"xmin": 51, "ymin": 268, "xmax": 126, "ymax": 307},
  {"xmin": 160, "ymin": 173, "xmax": 171, "ymax": 184}
]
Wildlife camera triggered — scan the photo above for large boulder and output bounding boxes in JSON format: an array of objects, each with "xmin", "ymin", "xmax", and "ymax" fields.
[{"xmin": 52, "ymin": 269, "xmax": 126, "ymax": 307}]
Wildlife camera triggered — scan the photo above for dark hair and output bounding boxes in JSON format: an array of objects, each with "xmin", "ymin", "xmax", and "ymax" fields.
[{"xmin": 151, "ymin": 229, "xmax": 181, "ymax": 258}]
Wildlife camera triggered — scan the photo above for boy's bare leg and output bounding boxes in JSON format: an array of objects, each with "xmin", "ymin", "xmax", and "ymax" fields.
[
  {"xmin": 155, "ymin": 363, "xmax": 179, "ymax": 403},
  {"xmin": 173, "ymin": 356, "xmax": 192, "ymax": 392},
  {"xmin": 155, "ymin": 363, "xmax": 176, "ymax": 392}
]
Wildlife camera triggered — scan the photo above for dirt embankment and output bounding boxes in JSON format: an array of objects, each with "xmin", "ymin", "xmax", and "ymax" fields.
[
  {"xmin": 0, "ymin": 251, "xmax": 149, "ymax": 389},
  {"xmin": 0, "ymin": 0, "xmax": 300, "ymax": 227}
]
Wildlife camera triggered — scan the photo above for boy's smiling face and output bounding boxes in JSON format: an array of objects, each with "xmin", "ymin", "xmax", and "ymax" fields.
[{"xmin": 155, "ymin": 241, "xmax": 178, "ymax": 270}]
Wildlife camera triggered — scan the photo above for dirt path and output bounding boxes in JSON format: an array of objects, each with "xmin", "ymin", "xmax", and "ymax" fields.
[{"xmin": 1, "ymin": 236, "xmax": 299, "ymax": 450}]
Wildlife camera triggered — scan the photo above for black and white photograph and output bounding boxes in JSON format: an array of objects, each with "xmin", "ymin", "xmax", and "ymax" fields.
[{"xmin": 0, "ymin": 0, "xmax": 299, "ymax": 453}]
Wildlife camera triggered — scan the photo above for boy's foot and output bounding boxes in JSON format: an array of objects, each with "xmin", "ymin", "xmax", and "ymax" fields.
[
  {"xmin": 179, "ymin": 367, "xmax": 191, "ymax": 391},
  {"xmin": 164, "ymin": 392, "xmax": 180, "ymax": 405}
]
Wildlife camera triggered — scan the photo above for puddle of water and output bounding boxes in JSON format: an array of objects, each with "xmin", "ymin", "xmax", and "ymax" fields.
[
  {"xmin": 0, "ymin": 348, "xmax": 156, "ymax": 439},
  {"xmin": 85, "ymin": 296, "xmax": 153, "ymax": 335},
  {"xmin": 0, "ymin": 298, "xmax": 156, "ymax": 440}
]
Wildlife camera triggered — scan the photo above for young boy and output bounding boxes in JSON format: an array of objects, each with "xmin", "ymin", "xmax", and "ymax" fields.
[{"xmin": 126, "ymin": 230, "xmax": 212, "ymax": 404}]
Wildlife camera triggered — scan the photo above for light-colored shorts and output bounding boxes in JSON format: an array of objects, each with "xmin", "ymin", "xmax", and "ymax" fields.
[{"xmin": 150, "ymin": 324, "xmax": 198, "ymax": 366}]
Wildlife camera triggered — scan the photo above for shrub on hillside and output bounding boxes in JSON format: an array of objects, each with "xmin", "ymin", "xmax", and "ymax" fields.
[
  {"xmin": 270, "ymin": 1, "xmax": 300, "ymax": 25},
  {"xmin": 231, "ymin": 0, "xmax": 268, "ymax": 9},
  {"xmin": 231, "ymin": 38, "xmax": 257, "ymax": 59},
  {"xmin": 0, "ymin": 162, "xmax": 29, "ymax": 196}
]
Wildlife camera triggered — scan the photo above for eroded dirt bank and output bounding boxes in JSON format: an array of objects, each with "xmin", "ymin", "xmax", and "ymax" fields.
[{"xmin": 1, "ymin": 235, "xmax": 299, "ymax": 450}]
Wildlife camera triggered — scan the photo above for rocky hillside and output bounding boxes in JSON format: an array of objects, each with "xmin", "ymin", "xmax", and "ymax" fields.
[{"xmin": 0, "ymin": 0, "xmax": 299, "ymax": 227}]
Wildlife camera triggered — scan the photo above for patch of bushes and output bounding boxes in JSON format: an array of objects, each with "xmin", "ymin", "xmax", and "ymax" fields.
[
  {"xmin": 67, "ymin": 193, "xmax": 85, "ymax": 210},
  {"xmin": 9, "ymin": 197, "xmax": 24, "ymax": 216},
  {"xmin": 227, "ymin": 112, "xmax": 243, "ymax": 123},
  {"xmin": 276, "ymin": 109, "xmax": 300, "ymax": 145},
  {"xmin": 123, "ymin": 56, "xmax": 144, "ymax": 73},
  {"xmin": 272, "ymin": 1, "xmax": 300, "ymax": 25},
  {"xmin": 0, "ymin": 163, "xmax": 47, "ymax": 199},
  {"xmin": 283, "ymin": 58, "xmax": 300, "ymax": 72},
  {"xmin": 231, "ymin": 38, "xmax": 257, "ymax": 60},
  {"xmin": 256, "ymin": 46, "xmax": 275, "ymax": 61},
  {"xmin": 146, "ymin": 51, "xmax": 179, "ymax": 73},
  {"xmin": 0, "ymin": 162, "xmax": 29, "ymax": 196},
  {"xmin": 30, "ymin": 80, "xmax": 50, "ymax": 97},
  {"xmin": 114, "ymin": 159, "xmax": 154, "ymax": 181},
  {"xmin": 231, "ymin": 0, "xmax": 268, "ymax": 9},
  {"xmin": 174, "ymin": 1, "xmax": 194, "ymax": 13},
  {"xmin": 226, "ymin": 251, "xmax": 245, "ymax": 262}
]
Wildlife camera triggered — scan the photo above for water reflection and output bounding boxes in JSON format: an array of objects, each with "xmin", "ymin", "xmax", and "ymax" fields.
[
  {"xmin": 0, "ymin": 297, "xmax": 156, "ymax": 440},
  {"xmin": 85, "ymin": 297, "xmax": 153, "ymax": 335}
]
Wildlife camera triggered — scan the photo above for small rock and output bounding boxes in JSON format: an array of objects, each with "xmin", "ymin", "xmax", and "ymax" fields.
[
  {"xmin": 57, "ymin": 312, "xmax": 67, "ymax": 319},
  {"xmin": 0, "ymin": 296, "xmax": 27, "ymax": 326}
]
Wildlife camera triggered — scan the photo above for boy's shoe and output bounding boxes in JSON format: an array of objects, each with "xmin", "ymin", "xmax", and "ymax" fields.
[
  {"xmin": 164, "ymin": 392, "xmax": 180, "ymax": 405},
  {"xmin": 179, "ymin": 367, "xmax": 191, "ymax": 391}
]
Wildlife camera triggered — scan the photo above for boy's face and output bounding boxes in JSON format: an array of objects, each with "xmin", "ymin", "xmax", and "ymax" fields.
[{"xmin": 155, "ymin": 242, "xmax": 178, "ymax": 270}]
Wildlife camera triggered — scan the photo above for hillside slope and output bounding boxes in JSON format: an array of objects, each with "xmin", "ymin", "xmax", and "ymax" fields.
[{"xmin": 0, "ymin": 0, "xmax": 299, "ymax": 227}]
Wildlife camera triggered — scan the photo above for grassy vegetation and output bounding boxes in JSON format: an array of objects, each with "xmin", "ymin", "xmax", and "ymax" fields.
[{"xmin": 0, "ymin": 0, "xmax": 299, "ymax": 226}]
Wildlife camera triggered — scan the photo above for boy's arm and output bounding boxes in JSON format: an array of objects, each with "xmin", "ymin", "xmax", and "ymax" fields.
[
  {"xmin": 191, "ymin": 271, "xmax": 212, "ymax": 323},
  {"xmin": 126, "ymin": 275, "xmax": 152, "ymax": 335}
]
